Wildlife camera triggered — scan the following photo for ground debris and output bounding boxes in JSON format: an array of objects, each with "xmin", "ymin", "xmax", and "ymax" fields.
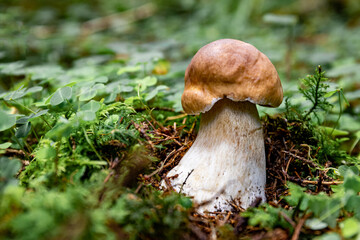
[
  {"xmin": 263, "ymin": 115, "xmax": 338, "ymax": 204},
  {"xmin": 133, "ymin": 113, "xmax": 341, "ymax": 239}
]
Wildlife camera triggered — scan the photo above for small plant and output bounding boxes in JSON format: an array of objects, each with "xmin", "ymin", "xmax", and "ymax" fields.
[{"xmin": 299, "ymin": 66, "xmax": 332, "ymax": 121}]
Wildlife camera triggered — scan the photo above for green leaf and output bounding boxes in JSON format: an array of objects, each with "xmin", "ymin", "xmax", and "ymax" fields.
[
  {"xmin": 0, "ymin": 142, "xmax": 12, "ymax": 149},
  {"xmin": 339, "ymin": 165, "xmax": 359, "ymax": 177},
  {"xmin": 36, "ymin": 145, "xmax": 56, "ymax": 161},
  {"xmin": 117, "ymin": 65, "xmax": 141, "ymax": 75},
  {"xmin": 77, "ymin": 110, "xmax": 96, "ymax": 121},
  {"xmin": 25, "ymin": 86, "xmax": 43, "ymax": 94},
  {"xmin": 179, "ymin": 197, "xmax": 192, "ymax": 209},
  {"xmin": 15, "ymin": 122, "xmax": 31, "ymax": 138},
  {"xmin": 50, "ymin": 87, "xmax": 72, "ymax": 106},
  {"xmin": 78, "ymin": 100, "xmax": 101, "ymax": 121},
  {"xmin": 142, "ymin": 76, "xmax": 157, "ymax": 87},
  {"xmin": 344, "ymin": 171, "xmax": 360, "ymax": 192},
  {"xmin": 3, "ymin": 85, "xmax": 26, "ymax": 100},
  {"xmin": 135, "ymin": 76, "xmax": 158, "ymax": 92},
  {"xmin": 0, "ymin": 61, "xmax": 25, "ymax": 75},
  {"xmin": 78, "ymin": 87, "xmax": 97, "ymax": 101},
  {"xmin": 94, "ymin": 76, "xmax": 108, "ymax": 83},
  {"xmin": 337, "ymin": 137, "xmax": 349, "ymax": 143},
  {"xmin": 104, "ymin": 115, "xmax": 120, "ymax": 125},
  {"xmin": 0, "ymin": 92, "xmax": 7, "ymax": 99},
  {"xmin": 145, "ymin": 85, "xmax": 168, "ymax": 101},
  {"xmin": 72, "ymin": 166, "xmax": 86, "ymax": 182},
  {"xmin": 121, "ymin": 85, "xmax": 134, "ymax": 92},
  {"xmin": 105, "ymin": 92, "xmax": 117, "ymax": 103},
  {"xmin": 338, "ymin": 165, "xmax": 350, "ymax": 177},
  {"xmin": 46, "ymin": 117, "xmax": 76, "ymax": 141},
  {"xmin": 355, "ymin": 130, "xmax": 360, "ymax": 139},
  {"xmin": 324, "ymin": 90, "xmax": 338, "ymax": 98},
  {"xmin": 340, "ymin": 218, "xmax": 360, "ymax": 238},
  {"xmin": 81, "ymin": 100, "xmax": 101, "ymax": 112},
  {"xmin": 16, "ymin": 116, "xmax": 32, "ymax": 124},
  {"xmin": 0, "ymin": 110, "xmax": 16, "ymax": 131},
  {"xmin": 349, "ymin": 166, "xmax": 359, "ymax": 175},
  {"xmin": 31, "ymin": 109, "xmax": 49, "ymax": 119},
  {"xmin": 105, "ymin": 82, "xmax": 133, "ymax": 95},
  {"xmin": 345, "ymin": 195, "xmax": 360, "ymax": 219},
  {"xmin": 25, "ymin": 64, "xmax": 64, "ymax": 80},
  {"xmin": 319, "ymin": 126, "xmax": 349, "ymax": 137},
  {"xmin": 92, "ymin": 83, "xmax": 105, "ymax": 91},
  {"xmin": 309, "ymin": 194, "xmax": 341, "ymax": 228},
  {"xmin": 64, "ymin": 81, "xmax": 77, "ymax": 88},
  {"xmin": 313, "ymin": 232, "xmax": 341, "ymax": 240},
  {"xmin": 305, "ymin": 218, "xmax": 328, "ymax": 230},
  {"xmin": 285, "ymin": 182, "xmax": 306, "ymax": 206},
  {"xmin": 243, "ymin": 205, "xmax": 289, "ymax": 229},
  {"xmin": 124, "ymin": 96, "xmax": 141, "ymax": 105},
  {"xmin": 0, "ymin": 157, "xmax": 21, "ymax": 191},
  {"xmin": 16, "ymin": 110, "xmax": 48, "ymax": 124}
]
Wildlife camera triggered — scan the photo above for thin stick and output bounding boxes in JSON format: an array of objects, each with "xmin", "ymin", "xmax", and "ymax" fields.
[
  {"xmin": 134, "ymin": 183, "xmax": 143, "ymax": 194},
  {"xmin": 279, "ymin": 211, "xmax": 296, "ymax": 228},
  {"xmin": 282, "ymin": 150, "xmax": 320, "ymax": 169},
  {"xmin": 283, "ymin": 170, "xmax": 343, "ymax": 185},
  {"xmin": 302, "ymin": 180, "xmax": 343, "ymax": 185},
  {"xmin": 144, "ymin": 149, "xmax": 177, "ymax": 178},
  {"xmin": 291, "ymin": 213, "xmax": 311, "ymax": 240},
  {"xmin": 180, "ymin": 169, "xmax": 194, "ymax": 193}
]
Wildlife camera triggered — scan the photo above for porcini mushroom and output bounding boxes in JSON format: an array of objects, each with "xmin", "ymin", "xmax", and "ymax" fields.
[{"xmin": 164, "ymin": 39, "xmax": 283, "ymax": 212}]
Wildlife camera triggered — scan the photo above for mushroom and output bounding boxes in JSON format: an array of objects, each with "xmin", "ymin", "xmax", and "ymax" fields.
[{"xmin": 164, "ymin": 39, "xmax": 283, "ymax": 212}]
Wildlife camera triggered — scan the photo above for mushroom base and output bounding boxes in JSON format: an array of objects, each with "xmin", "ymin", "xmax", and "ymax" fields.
[{"xmin": 164, "ymin": 98, "xmax": 266, "ymax": 212}]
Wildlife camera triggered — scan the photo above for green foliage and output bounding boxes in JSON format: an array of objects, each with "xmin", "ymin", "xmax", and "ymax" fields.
[
  {"xmin": 242, "ymin": 205, "xmax": 293, "ymax": 231},
  {"xmin": 282, "ymin": 67, "xmax": 356, "ymax": 165},
  {"xmin": 0, "ymin": 183, "xmax": 192, "ymax": 240},
  {"xmin": 109, "ymin": 191, "xmax": 192, "ymax": 239},
  {"xmin": 243, "ymin": 170, "xmax": 360, "ymax": 238},
  {"xmin": 245, "ymin": 65, "xmax": 359, "ymax": 238},
  {"xmin": 49, "ymin": 87, "xmax": 72, "ymax": 106},
  {"xmin": 0, "ymin": 185, "xmax": 113, "ymax": 240},
  {"xmin": 0, "ymin": 110, "xmax": 16, "ymax": 131},
  {"xmin": 299, "ymin": 66, "xmax": 332, "ymax": 121},
  {"xmin": 0, "ymin": 157, "xmax": 21, "ymax": 192}
]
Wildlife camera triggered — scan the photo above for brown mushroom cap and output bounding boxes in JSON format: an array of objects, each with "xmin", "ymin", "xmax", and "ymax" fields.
[{"xmin": 182, "ymin": 39, "xmax": 283, "ymax": 115}]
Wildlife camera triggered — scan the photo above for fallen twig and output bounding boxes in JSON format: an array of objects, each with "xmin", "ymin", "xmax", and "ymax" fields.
[
  {"xmin": 301, "ymin": 179, "xmax": 343, "ymax": 185},
  {"xmin": 283, "ymin": 170, "xmax": 342, "ymax": 185},
  {"xmin": 279, "ymin": 211, "xmax": 296, "ymax": 228},
  {"xmin": 282, "ymin": 150, "xmax": 320, "ymax": 169},
  {"xmin": 180, "ymin": 169, "xmax": 194, "ymax": 193},
  {"xmin": 291, "ymin": 213, "xmax": 312, "ymax": 240},
  {"xmin": 144, "ymin": 149, "xmax": 176, "ymax": 178}
]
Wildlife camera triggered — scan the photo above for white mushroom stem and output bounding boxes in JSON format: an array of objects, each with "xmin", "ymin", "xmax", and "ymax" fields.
[{"xmin": 165, "ymin": 98, "xmax": 266, "ymax": 212}]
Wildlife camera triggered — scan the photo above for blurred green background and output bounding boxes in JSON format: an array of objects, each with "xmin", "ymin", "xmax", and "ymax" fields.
[
  {"xmin": 1, "ymin": 0, "xmax": 360, "ymax": 145},
  {"xmin": 2, "ymin": 0, "xmax": 360, "ymax": 72}
]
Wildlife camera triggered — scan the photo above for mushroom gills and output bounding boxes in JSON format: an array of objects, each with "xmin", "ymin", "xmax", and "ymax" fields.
[{"xmin": 165, "ymin": 98, "xmax": 266, "ymax": 212}]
